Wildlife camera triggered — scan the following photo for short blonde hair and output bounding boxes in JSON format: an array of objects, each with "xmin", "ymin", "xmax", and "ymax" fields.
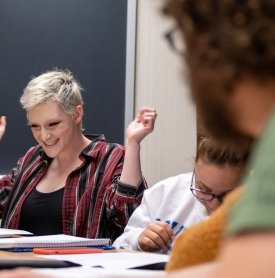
[{"xmin": 20, "ymin": 69, "xmax": 83, "ymax": 116}]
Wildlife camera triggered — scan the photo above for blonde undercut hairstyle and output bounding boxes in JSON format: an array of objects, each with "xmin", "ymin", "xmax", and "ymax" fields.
[{"xmin": 20, "ymin": 69, "xmax": 84, "ymax": 116}]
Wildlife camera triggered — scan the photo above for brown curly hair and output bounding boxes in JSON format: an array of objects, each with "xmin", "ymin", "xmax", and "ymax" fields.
[
  {"xmin": 163, "ymin": 0, "xmax": 275, "ymax": 147},
  {"xmin": 164, "ymin": 0, "xmax": 275, "ymax": 79}
]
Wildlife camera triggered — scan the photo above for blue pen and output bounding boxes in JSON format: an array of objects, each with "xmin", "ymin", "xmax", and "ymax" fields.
[
  {"xmin": 90, "ymin": 245, "xmax": 115, "ymax": 250},
  {"xmin": 102, "ymin": 245, "xmax": 115, "ymax": 250},
  {"xmin": 10, "ymin": 248, "xmax": 33, "ymax": 252}
]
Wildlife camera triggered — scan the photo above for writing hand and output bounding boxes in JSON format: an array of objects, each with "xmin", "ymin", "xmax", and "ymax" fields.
[{"xmin": 138, "ymin": 221, "xmax": 175, "ymax": 252}]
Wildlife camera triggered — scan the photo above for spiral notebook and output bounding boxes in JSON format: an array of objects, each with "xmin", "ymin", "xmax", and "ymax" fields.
[{"xmin": 0, "ymin": 234, "xmax": 111, "ymax": 249}]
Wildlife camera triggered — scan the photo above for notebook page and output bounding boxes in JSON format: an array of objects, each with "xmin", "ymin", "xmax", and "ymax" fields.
[{"xmin": 0, "ymin": 228, "xmax": 33, "ymax": 238}]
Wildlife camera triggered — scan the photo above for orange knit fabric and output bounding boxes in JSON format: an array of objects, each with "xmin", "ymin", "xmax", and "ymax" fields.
[{"xmin": 166, "ymin": 186, "xmax": 244, "ymax": 272}]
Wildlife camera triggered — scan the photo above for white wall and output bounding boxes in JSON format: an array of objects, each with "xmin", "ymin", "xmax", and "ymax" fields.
[{"xmin": 135, "ymin": 0, "xmax": 197, "ymax": 186}]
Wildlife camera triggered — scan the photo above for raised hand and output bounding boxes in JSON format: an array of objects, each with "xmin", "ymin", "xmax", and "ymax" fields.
[
  {"xmin": 0, "ymin": 116, "xmax": 6, "ymax": 140},
  {"xmin": 119, "ymin": 107, "xmax": 157, "ymax": 187},
  {"xmin": 126, "ymin": 107, "xmax": 157, "ymax": 144},
  {"xmin": 138, "ymin": 220, "xmax": 175, "ymax": 252}
]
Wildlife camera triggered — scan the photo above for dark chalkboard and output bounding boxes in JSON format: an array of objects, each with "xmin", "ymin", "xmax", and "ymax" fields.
[{"xmin": 0, "ymin": 0, "xmax": 130, "ymax": 173}]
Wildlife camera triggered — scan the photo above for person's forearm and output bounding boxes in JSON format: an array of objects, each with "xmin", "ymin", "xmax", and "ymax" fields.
[
  {"xmin": 119, "ymin": 140, "xmax": 142, "ymax": 187},
  {"xmin": 166, "ymin": 262, "xmax": 218, "ymax": 278},
  {"xmin": 213, "ymin": 233, "xmax": 275, "ymax": 278}
]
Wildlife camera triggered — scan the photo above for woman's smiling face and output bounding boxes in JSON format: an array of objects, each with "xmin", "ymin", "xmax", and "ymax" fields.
[{"xmin": 27, "ymin": 101, "xmax": 80, "ymax": 158}]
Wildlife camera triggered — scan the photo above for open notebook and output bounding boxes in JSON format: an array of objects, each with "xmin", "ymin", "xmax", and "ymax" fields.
[{"xmin": 0, "ymin": 234, "xmax": 110, "ymax": 249}]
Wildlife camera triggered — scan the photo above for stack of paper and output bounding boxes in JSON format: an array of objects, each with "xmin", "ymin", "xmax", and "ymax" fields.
[{"xmin": 0, "ymin": 228, "xmax": 33, "ymax": 238}]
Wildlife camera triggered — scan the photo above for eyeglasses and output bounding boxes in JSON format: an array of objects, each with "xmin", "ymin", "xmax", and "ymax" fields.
[
  {"xmin": 190, "ymin": 171, "xmax": 227, "ymax": 202},
  {"xmin": 164, "ymin": 27, "xmax": 185, "ymax": 55}
]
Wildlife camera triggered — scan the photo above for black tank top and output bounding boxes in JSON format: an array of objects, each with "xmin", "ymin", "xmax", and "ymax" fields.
[{"xmin": 19, "ymin": 187, "xmax": 64, "ymax": 235}]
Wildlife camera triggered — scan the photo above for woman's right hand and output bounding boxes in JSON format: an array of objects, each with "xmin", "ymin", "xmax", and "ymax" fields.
[
  {"xmin": 138, "ymin": 221, "xmax": 175, "ymax": 252},
  {"xmin": 0, "ymin": 116, "xmax": 6, "ymax": 140}
]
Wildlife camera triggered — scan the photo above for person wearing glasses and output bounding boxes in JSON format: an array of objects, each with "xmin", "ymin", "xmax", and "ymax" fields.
[
  {"xmin": 0, "ymin": 69, "xmax": 157, "ymax": 242},
  {"xmin": 161, "ymin": 0, "xmax": 275, "ymax": 277},
  {"xmin": 0, "ymin": 116, "xmax": 6, "ymax": 140},
  {"xmin": 113, "ymin": 137, "xmax": 248, "ymax": 253}
]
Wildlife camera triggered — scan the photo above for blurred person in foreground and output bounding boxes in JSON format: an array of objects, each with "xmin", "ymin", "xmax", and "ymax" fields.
[{"xmin": 163, "ymin": 0, "xmax": 275, "ymax": 277}]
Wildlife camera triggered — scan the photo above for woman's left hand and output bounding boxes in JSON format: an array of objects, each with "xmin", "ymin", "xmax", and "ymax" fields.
[{"xmin": 126, "ymin": 107, "xmax": 157, "ymax": 144}]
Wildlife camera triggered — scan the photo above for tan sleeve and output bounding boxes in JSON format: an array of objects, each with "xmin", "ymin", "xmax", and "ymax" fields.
[{"xmin": 166, "ymin": 186, "xmax": 244, "ymax": 272}]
